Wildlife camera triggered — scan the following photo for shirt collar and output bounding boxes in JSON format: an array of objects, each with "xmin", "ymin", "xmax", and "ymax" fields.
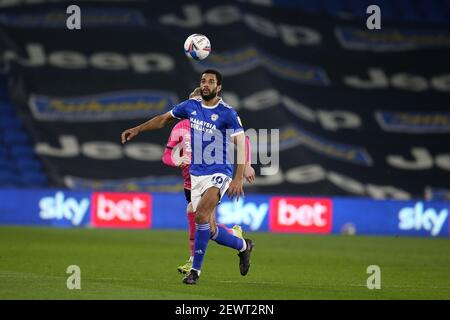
[{"xmin": 201, "ymin": 98, "xmax": 222, "ymax": 109}]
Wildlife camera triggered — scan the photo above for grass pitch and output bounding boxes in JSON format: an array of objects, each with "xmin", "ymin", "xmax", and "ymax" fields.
[{"xmin": 0, "ymin": 226, "xmax": 449, "ymax": 299}]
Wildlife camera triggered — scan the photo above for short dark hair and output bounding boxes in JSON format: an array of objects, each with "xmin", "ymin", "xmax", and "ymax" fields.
[{"xmin": 201, "ymin": 69, "xmax": 222, "ymax": 86}]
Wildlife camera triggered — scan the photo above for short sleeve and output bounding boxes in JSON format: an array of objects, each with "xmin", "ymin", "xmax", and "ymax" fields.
[
  {"xmin": 228, "ymin": 109, "xmax": 244, "ymax": 137},
  {"xmin": 170, "ymin": 100, "xmax": 190, "ymax": 119}
]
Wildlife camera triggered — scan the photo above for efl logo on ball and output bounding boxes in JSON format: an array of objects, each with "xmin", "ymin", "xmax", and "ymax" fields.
[{"xmin": 184, "ymin": 34, "xmax": 211, "ymax": 61}]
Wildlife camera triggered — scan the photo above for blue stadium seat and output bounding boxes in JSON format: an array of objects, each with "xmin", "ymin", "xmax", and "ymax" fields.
[
  {"xmin": 342, "ymin": 0, "xmax": 365, "ymax": 17},
  {"xmin": 0, "ymin": 87, "xmax": 7, "ymax": 99},
  {"xmin": 0, "ymin": 170, "xmax": 19, "ymax": 186},
  {"xmin": 16, "ymin": 157, "xmax": 42, "ymax": 171},
  {"xmin": 0, "ymin": 101, "xmax": 12, "ymax": 108},
  {"xmin": 3, "ymin": 130, "xmax": 29, "ymax": 145},
  {"xmin": 321, "ymin": 0, "xmax": 342, "ymax": 16},
  {"xmin": 378, "ymin": 1, "xmax": 394, "ymax": 20},
  {"xmin": 19, "ymin": 171, "xmax": 48, "ymax": 186},
  {"xmin": 0, "ymin": 100, "xmax": 12, "ymax": 107},
  {"xmin": 0, "ymin": 146, "xmax": 8, "ymax": 157},
  {"xmin": 0, "ymin": 158, "xmax": 15, "ymax": 171},
  {"xmin": 396, "ymin": 0, "xmax": 420, "ymax": 21},
  {"xmin": 0, "ymin": 107, "xmax": 14, "ymax": 117},
  {"xmin": 419, "ymin": 0, "xmax": 445, "ymax": 23},
  {"xmin": 283, "ymin": 0, "xmax": 320, "ymax": 12},
  {"xmin": 10, "ymin": 145, "xmax": 35, "ymax": 158},
  {"xmin": 0, "ymin": 115, "xmax": 23, "ymax": 130}
]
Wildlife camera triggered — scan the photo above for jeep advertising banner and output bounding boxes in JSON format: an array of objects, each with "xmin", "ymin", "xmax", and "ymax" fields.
[{"xmin": 0, "ymin": 1, "xmax": 449, "ymax": 199}]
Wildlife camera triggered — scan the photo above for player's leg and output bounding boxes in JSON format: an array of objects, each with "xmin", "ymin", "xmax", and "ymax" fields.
[
  {"xmin": 209, "ymin": 212, "xmax": 243, "ymax": 239},
  {"xmin": 177, "ymin": 189, "xmax": 195, "ymax": 274},
  {"xmin": 183, "ymin": 174, "xmax": 254, "ymax": 283},
  {"xmin": 208, "ymin": 212, "xmax": 254, "ymax": 277},
  {"xmin": 192, "ymin": 186, "xmax": 220, "ymax": 264},
  {"xmin": 182, "ymin": 180, "xmax": 198, "ymax": 282},
  {"xmin": 210, "ymin": 211, "xmax": 246, "ymax": 252},
  {"xmin": 187, "ymin": 201, "xmax": 196, "ymax": 259},
  {"xmin": 183, "ymin": 186, "xmax": 220, "ymax": 284},
  {"xmin": 204, "ymin": 175, "xmax": 246, "ymax": 252},
  {"xmin": 209, "ymin": 207, "xmax": 216, "ymax": 237},
  {"xmin": 207, "ymin": 176, "xmax": 254, "ymax": 277},
  {"xmin": 231, "ymin": 225, "xmax": 243, "ymax": 239}
]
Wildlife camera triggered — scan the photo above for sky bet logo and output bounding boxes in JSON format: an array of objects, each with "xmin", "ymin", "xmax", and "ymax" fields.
[
  {"xmin": 269, "ymin": 197, "xmax": 332, "ymax": 234},
  {"xmin": 38, "ymin": 191, "xmax": 152, "ymax": 228},
  {"xmin": 398, "ymin": 202, "xmax": 448, "ymax": 236},
  {"xmin": 217, "ymin": 198, "xmax": 268, "ymax": 231},
  {"xmin": 92, "ymin": 192, "xmax": 151, "ymax": 229},
  {"xmin": 39, "ymin": 191, "xmax": 90, "ymax": 226}
]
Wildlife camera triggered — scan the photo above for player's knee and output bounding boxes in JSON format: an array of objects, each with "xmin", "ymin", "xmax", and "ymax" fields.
[{"xmin": 195, "ymin": 210, "xmax": 209, "ymax": 224}]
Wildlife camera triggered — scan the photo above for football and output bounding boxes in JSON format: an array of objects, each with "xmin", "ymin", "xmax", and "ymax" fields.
[{"xmin": 184, "ymin": 34, "xmax": 211, "ymax": 61}]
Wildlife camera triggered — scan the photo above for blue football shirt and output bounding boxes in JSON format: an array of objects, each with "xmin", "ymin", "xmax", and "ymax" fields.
[{"xmin": 170, "ymin": 97, "xmax": 244, "ymax": 177}]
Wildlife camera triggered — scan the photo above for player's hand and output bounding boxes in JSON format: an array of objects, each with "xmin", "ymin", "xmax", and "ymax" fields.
[
  {"xmin": 121, "ymin": 127, "xmax": 139, "ymax": 144},
  {"xmin": 244, "ymin": 164, "xmax": 255, "ymax": 184},
  {"xmin": 179, "ymin": 154, "xmax": 191, "ymax": 169},
  {"xmin": 227, "ymin": 178, "xmax": 245, "ymax": 201}
]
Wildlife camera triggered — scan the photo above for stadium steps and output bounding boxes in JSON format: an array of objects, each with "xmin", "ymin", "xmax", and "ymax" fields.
[{"xmin": 0, "ymin": 75, "xmax": 49, "ymax": 187}]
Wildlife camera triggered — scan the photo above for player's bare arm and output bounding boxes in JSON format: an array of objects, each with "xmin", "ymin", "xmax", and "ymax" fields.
[
  {"xmin": 232, "ymin": 134, "xmax": 255, "ymax": 184},
  {"xmin": 244, "ymin": 162, "xmax": 255, "ymax": 183},
  {"xmin": 227, "ymin": 132, "xmax": 246, "ymax": 201},
  {"xmin": 121, "ymin": 111, "xmax": 175, "ymax": 144},
  {"xmin": 243, "ymin": 136, "xmax": 255, "ymax": 183}
]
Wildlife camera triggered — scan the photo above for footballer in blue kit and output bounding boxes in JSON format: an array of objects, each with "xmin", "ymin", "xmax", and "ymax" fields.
[
  {"xmin": 121, "ymin": 69, "xmax": 254, "ymax": 285},
  {"xmin": 170, "ymin": 94, "xmax": 244, "ymax": 177}
]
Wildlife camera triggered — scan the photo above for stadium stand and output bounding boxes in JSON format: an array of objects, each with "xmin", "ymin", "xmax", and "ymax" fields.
[
  {"xmin": 0, "ymin": 0, "xmax": 450, "ymax": 193},
  {"xmin": 0, "ymin": 74, "xmax": 48, "ymax": 187}
]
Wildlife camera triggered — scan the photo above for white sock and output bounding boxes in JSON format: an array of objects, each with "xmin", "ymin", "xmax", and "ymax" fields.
[
  {"xmin": 188, "ymin": 256, "xmax": 193, "ymax": 262},
  {"xmin": 239, "ymin": 239, "xmax": 247, "ymax": 252}
]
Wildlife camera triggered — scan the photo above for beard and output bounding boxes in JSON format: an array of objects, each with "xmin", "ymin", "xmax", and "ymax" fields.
[{"xmin": 201, "ymin": 88, "xmax": 217, "ymax": 101}]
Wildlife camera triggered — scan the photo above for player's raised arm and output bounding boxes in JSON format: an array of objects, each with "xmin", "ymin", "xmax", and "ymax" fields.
[
  {"xmin": 121, "ymin": 111, "xmax": 175, "ymax": 144},
  {"xmin": 231, "ymin": 134, "xmax": 255, "ymax": 183},
  {"xmin": 227, "ymin": 132, "xmax": 246, "ymax": 201},
  {"xmin": 244, "ymin": 136, "xmax": 255, "ymax": 183}
]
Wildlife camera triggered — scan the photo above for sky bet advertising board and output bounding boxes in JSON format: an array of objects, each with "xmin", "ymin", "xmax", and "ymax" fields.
[{"xmin": 0, "ymin": 190, "xmax": 448, "ymax": 237}]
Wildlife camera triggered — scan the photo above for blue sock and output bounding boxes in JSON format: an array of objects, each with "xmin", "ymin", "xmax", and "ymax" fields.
[
  {"xmin": 192, "ymin": 223, "xmax": 210, "ymax": 272},
  {"xmin": 211, "ymin": 225, "xmax": 244, "ymax": 251}
]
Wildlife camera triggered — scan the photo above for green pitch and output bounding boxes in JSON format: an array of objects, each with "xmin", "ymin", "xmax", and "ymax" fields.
[{"xmin": 0, "ymin": 225, "xmax": 449, "ymax": 299}]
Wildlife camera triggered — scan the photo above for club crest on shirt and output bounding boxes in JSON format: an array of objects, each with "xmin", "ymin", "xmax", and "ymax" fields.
[{"xmin": 211, "ymin": 114, "xmax": 219, "ymax": 121}]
